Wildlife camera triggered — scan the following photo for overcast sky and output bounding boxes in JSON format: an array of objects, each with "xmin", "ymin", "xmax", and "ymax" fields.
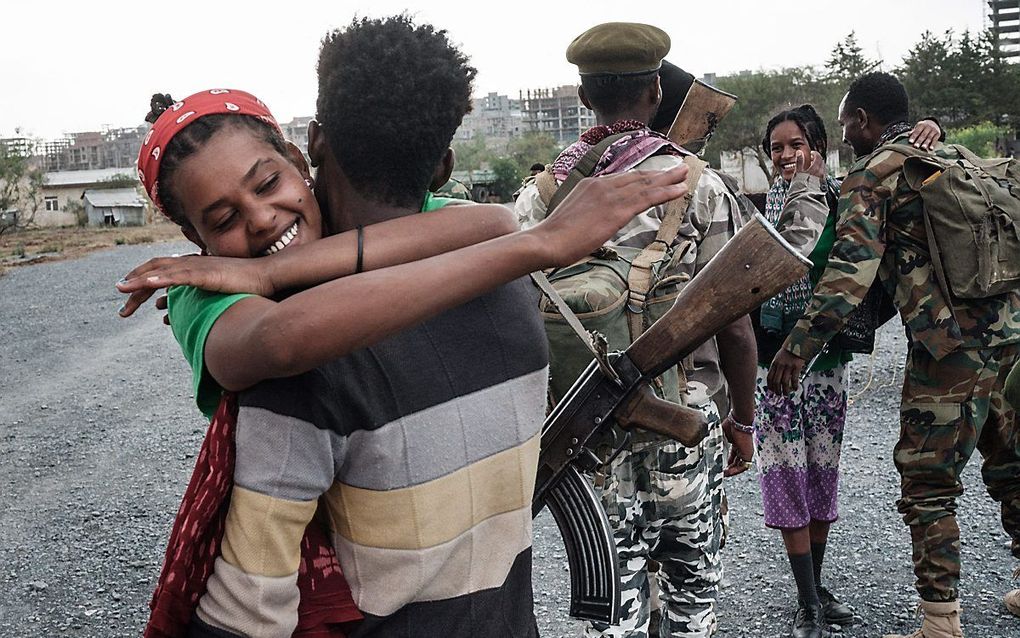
[{"xmin": 1, "ymin": 0, "xmax": 986, "ymax": 141}]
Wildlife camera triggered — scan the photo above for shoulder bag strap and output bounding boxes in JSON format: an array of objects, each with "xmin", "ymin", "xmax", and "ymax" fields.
[
  {"xmin": 625, "ymin": 155, "xmax": 707, "ymax": 342},
  {"xmin": 544, "ymin": 132, "xmax": 631, "ymax": 213}
]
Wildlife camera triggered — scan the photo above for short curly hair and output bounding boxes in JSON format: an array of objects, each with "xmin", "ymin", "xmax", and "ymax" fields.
[
  {"xmin": 843, "ymin": 72, "xmax": 908, "ymax": 127},
  {"xmin": 580, "ymin": 70, "xmax": 659, "ymax": 117},
  {"xmin": 316, "ymin": 15, "xmax": 476, "ymax": 208}
]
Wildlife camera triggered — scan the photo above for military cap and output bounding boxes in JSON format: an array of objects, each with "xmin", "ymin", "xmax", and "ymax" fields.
[{"xmin": 566, "ymin": 22, "xmax": 670, "ymax": 76}]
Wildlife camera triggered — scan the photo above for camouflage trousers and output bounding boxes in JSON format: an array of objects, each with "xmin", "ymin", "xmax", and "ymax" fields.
[
  {"xmin": 584, "ymin": 402, "xmax": 724, "ymax": 638},
  {"xmin": 895, "ymin": 342, "xmax": 1020, "ymax": 603}
]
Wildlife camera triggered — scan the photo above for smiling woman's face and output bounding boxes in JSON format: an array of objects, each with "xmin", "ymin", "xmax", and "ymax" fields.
[
  {"xmin": 769, "ymin": 119, "xmax": 813, "ymax": 182},
  {"xmin": 173, "ymin": 124, "xmax": 323, "ymax": 258}
]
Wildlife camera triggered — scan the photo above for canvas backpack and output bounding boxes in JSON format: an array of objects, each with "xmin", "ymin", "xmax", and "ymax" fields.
[
  {"xmin": 532, "ymin": 134, "xmax": 707, "ymax": 408},
  {"xmin": 897, "ymin": 142, "xmax": 1020, "ymax": 300}
]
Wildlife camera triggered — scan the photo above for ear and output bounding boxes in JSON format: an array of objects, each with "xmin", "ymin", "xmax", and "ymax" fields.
[
  {"xmin": 578, "ymin": 85, "xmax": 593, "ymax": 111},
  {"xmin": 307, "ymin": 120, "xmax": 325, "ymax": 169},
  {"xmin": 181, "ymin": 224, "xmax": 208, "ymax": 254},
  {"xmin": 855, "ymin": 107, "xmax": 869, "ymax": 130},
  {"xmin": 429, "ymin": 148, "xmax": 456, "ymax": 191},
  {"xmin": 284, "ymin": 141, "xmax": 311, "ymax": 180},
  {"xmin": 650, "ymin": 75, "xmax": 662, "ymax": 107}
]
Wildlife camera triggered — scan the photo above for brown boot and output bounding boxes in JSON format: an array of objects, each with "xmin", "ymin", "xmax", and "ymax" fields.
[
  {"xmin": 882, "ymin": 599, "xmax": 963, "ymax": 638},
  {"xmin": 1006, "ymin": 589, "xmax": 1020, "ymax": 618},
  {"xmin": 1007, "ymin": 566, "xmax": 1020, "ymax": 618}
]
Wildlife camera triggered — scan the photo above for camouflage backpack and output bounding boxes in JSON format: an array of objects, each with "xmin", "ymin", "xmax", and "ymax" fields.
[
  {"xmin": 532, "ymin": 135, "xmax": 707, "ymax": 406},
  {"xmin": 898, "ymin": 142, "xmax": 1020, "ymax": 299}
]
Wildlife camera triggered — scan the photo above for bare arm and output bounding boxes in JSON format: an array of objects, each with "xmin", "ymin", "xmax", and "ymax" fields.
[
  {"xmin": 717, "ymin": 315, "xmax": 757, "ymax": 476},
  {"xmin": 117, "ymin": 203, "xmax": 517, "ymax": 316},
  {"xmin": 136, "ymin": 166, "xmax": 690, "ymax": 391}
]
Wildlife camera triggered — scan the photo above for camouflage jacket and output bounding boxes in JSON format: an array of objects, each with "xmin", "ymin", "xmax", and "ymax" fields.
[
  {"xmin": 785, "ymin": 133, "xmax": 1020, "ymax": 361},
  {"xmin": 516, "ymin": 153, "xmax": 745, "ymax": 406},
  {"xmin": 775, "ymin": 172, "xmax": 830, "ymax": 258}
]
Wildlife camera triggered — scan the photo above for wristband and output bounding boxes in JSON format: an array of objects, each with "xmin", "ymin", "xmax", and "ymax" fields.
[
  {"xmin": 726, "ymin": 411, "xmax": 754, "ymax": 434},
  {"xmin": 355, "ymin": 225, "xmax": 364, "ymax": 274}
]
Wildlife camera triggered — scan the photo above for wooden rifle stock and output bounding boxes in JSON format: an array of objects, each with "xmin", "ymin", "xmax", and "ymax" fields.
[
  {"xmin": 614, "ymin": 384, "xmax": 707, "ymax": 447},
  {"xmin": 627, "ymin": 213, "xmax": 811, "ymax": 380}
]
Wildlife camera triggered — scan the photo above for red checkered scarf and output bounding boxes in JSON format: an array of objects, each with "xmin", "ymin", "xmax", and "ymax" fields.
[
  {"xmin": 145, "ymin": 394, "xmax": 361, "ymax": 637},
  {"xmin": 550, "ymin": 119, "xmax": 682, "ymax": 181},
  {"xmin": 137, "ymin": 89, "xmax": 281, "ymax": 217}
]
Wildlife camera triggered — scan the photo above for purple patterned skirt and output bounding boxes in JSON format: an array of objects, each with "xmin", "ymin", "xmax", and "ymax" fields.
[{"xmin": 753, "ymin": 364, "xmax": 848, "ymax": 529}]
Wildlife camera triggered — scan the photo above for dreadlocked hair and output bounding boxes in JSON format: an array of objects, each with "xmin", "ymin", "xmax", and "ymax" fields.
[
  {"xmin": 761, "ymin": 103, "xmax": 829, "ymax": 159},
  {"xmin": 843, "ymin": 72, "xmax": 909, "ymax": 127},
  {"xmin": 316, "ymin": 15, "xmax": 476, "ymax": 208},
  {"xmin": 580, "ymin": 70, "xmax": 659, "ymax": 118},
  {"xmin": 142, "ymin": 92, "xmax": 289, "ymax": 226}
]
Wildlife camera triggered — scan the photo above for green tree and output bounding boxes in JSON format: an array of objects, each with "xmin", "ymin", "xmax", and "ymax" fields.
[
  {"xmin": 825, "ymin": 32, "xmax": 880, "ymax": 85},
  {"xmin": 451, "ymin": 135, "xmax": 489, "ymax": 172},
  {"xmin": 506, "ymin": 132, "xmax": 560, "ymax": 170},
  {"xmin": 0, "ymin": 149, "xmax": 44, "ymax": 236},
  {"xmin": 945, "ymin": 122, "xmax": 1007, "ymax": 157},
  {"xmin": 489, "ymin": 156, "xmax": 523, "ymax": 201},
  {"xmin": 899, "ymin": 29, "xmax": 1020, "ymax": 130}
]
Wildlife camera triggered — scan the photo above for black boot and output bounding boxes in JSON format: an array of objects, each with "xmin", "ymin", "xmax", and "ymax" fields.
[
  {"xmin": 791, "ymin": 601, "xmax": 831, "ymax": 638},
  {"xmin": 816, "ymin": 585, "xmax": 855, "ymax": 625}
]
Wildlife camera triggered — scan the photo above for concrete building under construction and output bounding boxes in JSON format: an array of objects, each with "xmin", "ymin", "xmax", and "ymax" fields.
[
  {"xmin": 518, "ymin": 85, "xmax": 595, "ymax": 146},
  {"xmin": 988, "ymin": 0, "xmax": 1020, "ymax": 60},
  {"xmin": 41, "ymin": 126, "xmax": 149, "ymax": 172}
]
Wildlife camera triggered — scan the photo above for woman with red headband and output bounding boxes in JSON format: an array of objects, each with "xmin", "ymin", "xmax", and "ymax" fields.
[{"xmin": 119, "ymin": 87, "xmax": 689, "ymax": 637}]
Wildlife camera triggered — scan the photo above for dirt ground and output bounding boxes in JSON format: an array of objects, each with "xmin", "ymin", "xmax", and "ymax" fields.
[
  {"xmin": 0, "ymin": 223, "xmax": 182, "ymax": 272},
  {"xmin": 1, "ymin": 241, "xmax": 1018, "ymax": 638}
]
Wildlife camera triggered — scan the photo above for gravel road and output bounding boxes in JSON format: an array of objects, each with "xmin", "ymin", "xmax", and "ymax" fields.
[{"xmin": 1, "ymin": 241, "xmax": 1018, "ymax": 638}]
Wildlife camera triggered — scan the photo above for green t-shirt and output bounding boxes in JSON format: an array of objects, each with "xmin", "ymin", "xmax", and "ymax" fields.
[
  {"xmin": 167, "ymin": 285, "xmax": 254, "ymax": 419},
  {"xmin": 167, "ymin": 193, "xmax": 459, "ymax": 419}
]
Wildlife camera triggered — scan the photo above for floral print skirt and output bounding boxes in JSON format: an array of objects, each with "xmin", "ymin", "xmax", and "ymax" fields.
[{"xmin": 753, "ymin": 364, "xmax": 848, "ymax": 529}]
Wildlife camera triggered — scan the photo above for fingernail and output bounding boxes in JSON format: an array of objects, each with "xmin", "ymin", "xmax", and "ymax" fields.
[
  {"xmin": 117, "ymin": 277, "xmax": 129, "ymax": 285},
  {"xmin": 118, "ymin": 304, "xmax": 128, "ymax": 316}
]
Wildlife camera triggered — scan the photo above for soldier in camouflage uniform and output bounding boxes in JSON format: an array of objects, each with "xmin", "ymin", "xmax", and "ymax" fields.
[
  {"xmin": 769, "ymin": 72, "xmax": 1020, "ymax": 638},
  {"xmin": 517, "ymin": 24, "xmax": 757, "ymax": 638},
  {"xmin": 434, "ymin": 176, "xmax": 472, "ymax": 200}
]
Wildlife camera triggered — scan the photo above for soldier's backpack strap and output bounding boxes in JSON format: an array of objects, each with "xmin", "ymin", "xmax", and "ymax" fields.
[
  {"xmin": 624, "ymin": 155, "xmax": 706, "ymax": 341},
  {"xmin": 625, "ymin": 155, "xmax": 707, "ymax": 396},
  {"xmin": 539, "ymin": 133, "xmax": 631, "ymax": 212},
  {"xmin": 535, "ymin": 170, "xmax": 558, "ymax": 209}
]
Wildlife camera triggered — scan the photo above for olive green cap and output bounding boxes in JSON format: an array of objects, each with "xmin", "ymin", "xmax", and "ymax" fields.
[{"xmin": 566, "ymin": 22, "xmax": 671, "ymax": 76}]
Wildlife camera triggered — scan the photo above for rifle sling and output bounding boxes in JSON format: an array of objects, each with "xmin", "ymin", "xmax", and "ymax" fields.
[
  {"xmin": 625, "ymin": 156, "xmax": 706, "ymax": 395},
  {"xmin": 530, "ymin": 270, "xmax": 620, "ymax": 385},
  {"xmin": 532, "ymin": 132, "xmax": 634, "ymax": 376}
]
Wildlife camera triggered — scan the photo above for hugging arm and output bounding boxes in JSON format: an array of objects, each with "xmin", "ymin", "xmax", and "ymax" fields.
[
  {"xmin": 133, "ymin": 167, "xmax": 690, "ymax": 392},
  {"xmin": 117, "ymin": 203, "xmax": 517, "ymax": 316}
]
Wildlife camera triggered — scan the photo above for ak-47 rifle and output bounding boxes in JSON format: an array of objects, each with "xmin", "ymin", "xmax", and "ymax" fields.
[{"xmin": 532, "ymin": 212, "xmax": 811, "ymax": 624}]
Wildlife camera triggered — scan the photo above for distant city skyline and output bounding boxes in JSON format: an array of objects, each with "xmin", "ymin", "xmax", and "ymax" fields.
[{"xmin": 1, "ymin": 0, "xmax": 987, "ymax": 140}]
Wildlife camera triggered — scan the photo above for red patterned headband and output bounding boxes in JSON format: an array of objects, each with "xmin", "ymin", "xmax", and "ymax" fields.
[{"xmin": 137, "ymin": 88, "xmax": 281, "ymax": 216}]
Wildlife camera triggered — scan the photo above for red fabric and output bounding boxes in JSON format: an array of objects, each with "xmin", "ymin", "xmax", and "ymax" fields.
[
  {"xmin": 137, "ymin": 88, "xmax": 281, "ymax": 216},
  {"xmin": 145, "ymin": 393, "xmax": 361, "ymax": 638}
]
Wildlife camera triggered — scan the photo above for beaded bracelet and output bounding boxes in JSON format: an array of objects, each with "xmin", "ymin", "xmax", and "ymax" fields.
[{"xmin": 726, "ymin": 411, "xmax": 754, "ymax": 434}]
